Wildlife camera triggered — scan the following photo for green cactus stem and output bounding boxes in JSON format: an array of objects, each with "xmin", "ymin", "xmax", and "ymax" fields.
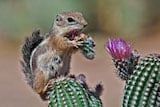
[
  {"xmin": 123, "ymin": 55, "xmax": 160, "ymax": 107},
  {"xmin": 48, "ymin": 77, "xmax": 102, "ymax": 107}
]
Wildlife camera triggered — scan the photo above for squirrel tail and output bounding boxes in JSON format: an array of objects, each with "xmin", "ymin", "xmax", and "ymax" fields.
[{"xmin": 21, "ymin": 29, "xmax": 44, "ymax": 87}]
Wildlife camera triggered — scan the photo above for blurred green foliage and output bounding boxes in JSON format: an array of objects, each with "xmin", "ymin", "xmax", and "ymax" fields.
[
  {"xmin": 0, "ymin": 0, "xmax": 160, "ymax": 39},
  {"xmin": 0, "ymin": 0, "xmax": 93, "ymax": 38},
  {"xmin": 96, "ymin": 0, "xmax": 147, "ymax": 37}
]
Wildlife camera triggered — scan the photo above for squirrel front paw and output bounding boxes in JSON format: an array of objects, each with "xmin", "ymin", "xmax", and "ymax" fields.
[{"xmin": 67, "ymin": 40, "xmax": 83, "ymax": 48}]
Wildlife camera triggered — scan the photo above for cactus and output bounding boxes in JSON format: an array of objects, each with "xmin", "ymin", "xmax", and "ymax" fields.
[
  {"xmin": 48, "ymin": 77, "xmax": 103, "ymax": 107},
  {"xmin": 80, "ymin": 35, "xmax": 96, "ymax": 60},
  {"xmin": 106, "ymin": 38, "xmax": 140, "ymax": 81},
  {"xmin": 123, "ymin": 55, "xmax": 160, "ymax": 107},
  {"xmin": 106, "ymin": 38, "xmax": 160, "ymax": 107},
  {"xmin": 112, "ymin": 52, "xmax": 140, "ymax": 81}
]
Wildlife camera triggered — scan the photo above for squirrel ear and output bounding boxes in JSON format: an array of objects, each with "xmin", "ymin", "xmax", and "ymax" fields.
[{"xmin": 75, "ymin": 12, "xmax": 83, "ymax": 16}]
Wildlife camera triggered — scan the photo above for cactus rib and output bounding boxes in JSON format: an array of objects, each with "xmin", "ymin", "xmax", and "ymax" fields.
[
  {"xmin": 123, "ymin": 55, "xmax": 160, "ymax": 107},
  {"xmin": 48, "ymin": 78, "xmax": 102, "ymax": 107}
]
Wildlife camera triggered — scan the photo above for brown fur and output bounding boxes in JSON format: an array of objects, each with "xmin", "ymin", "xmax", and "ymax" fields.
[
  {"xmin": 23, "ymin": 12, "xmax": 87, "ymax": 100},
  {"xmin": 49, "ymin": 35, "xmax": 78, "ymax": 55}
]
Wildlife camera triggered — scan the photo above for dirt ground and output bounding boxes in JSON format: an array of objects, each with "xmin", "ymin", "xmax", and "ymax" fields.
[{"xmin": 0, "ymin": 33, "xmax": 160, "ymax": 107}]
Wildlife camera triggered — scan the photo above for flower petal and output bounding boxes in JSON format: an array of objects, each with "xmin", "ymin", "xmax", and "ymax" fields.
[{"xmin": 106, "ymin": 38, "xmax": 131, "ymax": 59}]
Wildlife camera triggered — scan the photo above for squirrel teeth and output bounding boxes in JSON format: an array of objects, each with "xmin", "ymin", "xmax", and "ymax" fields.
[
  {"xmin": 67, "ymin": 29, "xmax": 86, "ymax": 41},
  {"xmin": 70, "ymin": 33, "xmax": 77, "ymax": 40}
]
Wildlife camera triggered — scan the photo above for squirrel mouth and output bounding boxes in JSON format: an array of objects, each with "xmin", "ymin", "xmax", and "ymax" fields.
[{"xmin": 64, "ymin": 29, "xmax": 82, "ymax": 41}]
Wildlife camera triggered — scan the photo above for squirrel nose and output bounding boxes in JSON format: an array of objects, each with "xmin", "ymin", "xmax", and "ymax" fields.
[
  {"xmin": 84, "ymin": 23, "xmax": 88, "ymax": 27},
  {"xmin": 83, "ymin": 21, "xmax": 88, "ymax": 27},
  {"xmin": 80, "ymin": 19, "xmax": 88, "ymax": 27}
]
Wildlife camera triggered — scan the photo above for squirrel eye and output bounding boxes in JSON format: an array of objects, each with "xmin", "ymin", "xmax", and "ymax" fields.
[{"xmin": 67, "ymin": 17, "xmax": 75, "ymax": 23}]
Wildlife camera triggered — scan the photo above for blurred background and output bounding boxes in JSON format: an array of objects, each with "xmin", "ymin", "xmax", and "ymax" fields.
[{"xmin": 0, "ymin": 0, "xmax": 160, "ymax": 107}]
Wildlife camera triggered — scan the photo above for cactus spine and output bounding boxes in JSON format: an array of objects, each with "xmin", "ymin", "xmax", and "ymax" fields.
[{"xmin": 123, "ymin": 55, "xmax": 160, "ymax": 107}]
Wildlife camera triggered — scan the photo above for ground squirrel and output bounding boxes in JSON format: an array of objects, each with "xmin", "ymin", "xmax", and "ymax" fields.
[{"xmin": 21, "ymin": 12, "xmax": 95, "ymax": 100}]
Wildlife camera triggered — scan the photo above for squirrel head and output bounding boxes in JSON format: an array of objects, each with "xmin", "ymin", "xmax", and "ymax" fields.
[{"xmin": 51, "ymin": 12, "xmax": 88, "ymax": 41}]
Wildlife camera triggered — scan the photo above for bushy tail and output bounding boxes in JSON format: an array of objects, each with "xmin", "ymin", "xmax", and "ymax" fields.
[{"xmin": 21, "ymin": 29, "xmax": 44, "ymax": 87}]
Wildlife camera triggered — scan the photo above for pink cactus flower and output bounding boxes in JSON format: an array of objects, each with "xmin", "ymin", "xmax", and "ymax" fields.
[{"xmin": 106, "ymin": 38, "xmax": 131, "ymax": 60}]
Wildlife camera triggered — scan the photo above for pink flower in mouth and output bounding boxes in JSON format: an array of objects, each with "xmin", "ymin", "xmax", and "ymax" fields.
[{"xmin": 106, "ymin": 38, "xmax": 131, "ymax": 60}]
